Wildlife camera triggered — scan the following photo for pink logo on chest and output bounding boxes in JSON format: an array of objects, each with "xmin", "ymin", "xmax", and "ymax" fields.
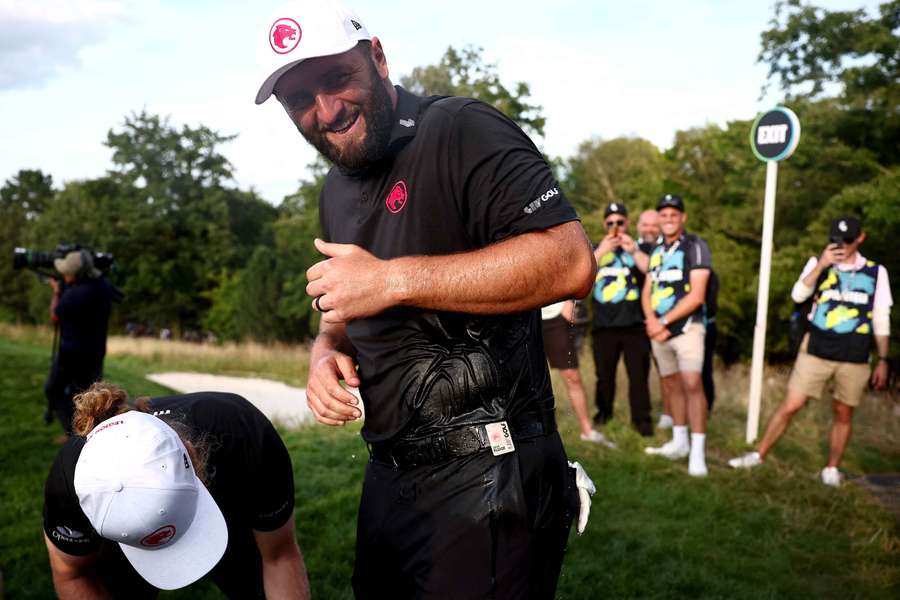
[{"xmin": 386, "ymin": 180, "xmax": 408, "ymax": 213}]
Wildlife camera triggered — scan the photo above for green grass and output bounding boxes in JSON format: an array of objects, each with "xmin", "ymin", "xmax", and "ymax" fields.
[{"xmin": 1, "ymin": 330, "xmax": 898, "ymax": 599}]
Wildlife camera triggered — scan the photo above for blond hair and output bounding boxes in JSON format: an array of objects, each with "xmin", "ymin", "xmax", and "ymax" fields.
[{"xmin": 72, "ymin": 382, "xmax": 210, "ymax": 484}]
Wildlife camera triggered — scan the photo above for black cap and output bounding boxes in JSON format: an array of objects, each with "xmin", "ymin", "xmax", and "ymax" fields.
[
  {"xmin": 830, "ymin": 216, "xmax": 861, "ymax": 241},
  {"xmin": 657, "ymin": 194, "xmax": 685, "ymax": 212},
  {"xmin": 604, "ymin": 202, "xmax": 628, "ymax": 218}
]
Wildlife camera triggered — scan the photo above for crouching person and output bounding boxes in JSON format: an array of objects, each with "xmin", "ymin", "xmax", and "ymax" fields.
[{"xmin": 43, "ymin": 382, "xmax": 310, "ymax": 598}]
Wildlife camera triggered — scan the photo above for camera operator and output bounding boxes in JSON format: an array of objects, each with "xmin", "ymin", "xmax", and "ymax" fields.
[{"xmin": 45, "ymin": 249, "xmax": 114, "ymax": 437}]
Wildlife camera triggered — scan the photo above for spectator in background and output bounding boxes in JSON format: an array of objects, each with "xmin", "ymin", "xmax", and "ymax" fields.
[
  {"xmin": 729, "ymin": 216, "xmax": 892, "ymax": 486},
  {"xmin": 636, "ymin": 209, "xmax": 661, "ymax": 252},
  {"xmin": 543, "ymin": 300, "xmax": 616, "ymax": 447},
  {"xmin": 636, "ymin": 209, "xmax": 674, "ymax": 429},
  {"xmin": 590, "ymin": 203, "xmax": 654, "ymax": 437},
  {"xmin": 45, "ymin": 250, "xmax": 113, "ymax": 438},
  {"xmin": 643, "ymin": 194, "xmax": 712, "ymax": 477}
]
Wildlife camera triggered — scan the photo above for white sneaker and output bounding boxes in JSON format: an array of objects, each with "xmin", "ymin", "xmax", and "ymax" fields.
[
  {"xmin": 688, "ymin": 461, "xmax": 708, "ymax": 477},
  {"xmin": 644, "ymin": 440, "xmax": 689, "ymax": 459},
  {"xmin": 820, "ymin": 466, "xmax": 843, "ymax": 487},
  {"xmin": 728, "ymin": 452, "xmax": 763, "ymax": 469},
  {"xmin": 580, "ymin": 430, "xmax": 617, "ymax": 449},
  {"xmin": 656, "ymin": 414, "xmax": 674, "ymax": 429}
]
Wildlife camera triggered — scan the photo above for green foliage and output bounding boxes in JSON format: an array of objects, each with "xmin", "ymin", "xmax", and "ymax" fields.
[
  {"xmin": 760, "ymin": 0, "xmax": 900, "ymax": 165},
  {"xmin": 401, "ymin": 45, "xmax": 546, "ymax": 137},
  {"xmin": 0, "ymin": 170, "xmax": 54, "ymax": 322}
]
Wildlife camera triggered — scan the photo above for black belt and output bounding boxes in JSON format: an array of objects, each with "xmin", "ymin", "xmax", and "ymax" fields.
[{"xmin": 368, "ymin": 410, "xmax": 557, "ymax": 470}]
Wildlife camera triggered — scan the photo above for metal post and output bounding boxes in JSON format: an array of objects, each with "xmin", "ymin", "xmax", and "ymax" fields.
[{"xmin": 747, "ymin": 160, "xmax": 778, "ymax": 444}]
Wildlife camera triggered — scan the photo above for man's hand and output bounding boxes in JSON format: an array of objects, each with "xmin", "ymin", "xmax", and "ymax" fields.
[
  {"xmin": 619, "ymin": 233, "xmax": 637, "ymax": 254},
  {"xmin": 306, "ymin": 239, "xmax": 399, "ymax": 323},
  {"xmin": 652, "ymin": 328, "xmax": 672, "ymax": 342},
  {"xmin": 594, "ymin": 234, "xmax": 620, "ymax": 259},
  {"xmin": 305, "ymin": 349, "xmax": 362, "ymax": 426},
  {"xmin": 871, "ymin": 359, "xmax": 889, "ymax": 390},
  {"xmin": 819, "ymin": 243, "xmax": 843, "ymax": 269},
  {"xmin": 645, "ymin": 314, "xmax": 665, "ymax": 338},
  {"xmin": 48, "ymin": 278, "xmax": 61, "ymax": 294}
]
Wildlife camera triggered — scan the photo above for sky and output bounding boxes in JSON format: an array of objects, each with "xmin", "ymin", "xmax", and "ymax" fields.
[{"xmin": 0, "ymin": 0, "xmax": 882, "ymax": 205}]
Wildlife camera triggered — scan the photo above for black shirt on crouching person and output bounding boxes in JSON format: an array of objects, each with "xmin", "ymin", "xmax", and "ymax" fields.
[{"xmin": 43, "ymin": 392, "xmax": 295, "ymax": 598}]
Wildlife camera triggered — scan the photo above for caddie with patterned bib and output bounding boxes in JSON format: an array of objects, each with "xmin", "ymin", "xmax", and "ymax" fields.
[
  {"xmin": 729, "ymin": 216, "xmax": 893, "ymax": 487},
  {"xmin": 590, "ymin": 202, "xmax": 654, "ymax": 437}
]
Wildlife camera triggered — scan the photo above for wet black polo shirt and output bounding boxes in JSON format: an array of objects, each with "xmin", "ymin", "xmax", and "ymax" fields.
[{"xmin": 320, "ymin": 86, "xmax": 579, "ymax": 443}]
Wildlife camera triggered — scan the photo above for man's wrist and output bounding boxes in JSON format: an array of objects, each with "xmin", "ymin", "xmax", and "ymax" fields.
[{"xmin": 659, "ymin": 316, "xmax": 669, "ymax": 327}]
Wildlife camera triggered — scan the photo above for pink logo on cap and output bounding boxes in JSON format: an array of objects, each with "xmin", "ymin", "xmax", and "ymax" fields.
[
  {"xmin": 386, "ymin": 180, "xmax": 408, "ymax": 213},
  {"xmin": 141, "ymin": 524, "xmax": 176, "ymax": 547},
  {"xmin": 269, "ymin": 18, "xmax": 301, "ymax": 54}
]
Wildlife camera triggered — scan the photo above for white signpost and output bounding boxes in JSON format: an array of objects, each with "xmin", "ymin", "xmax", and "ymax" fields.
[{"xmin": 746, "ymin": 107, "xmax": 801, "ymax": 443}]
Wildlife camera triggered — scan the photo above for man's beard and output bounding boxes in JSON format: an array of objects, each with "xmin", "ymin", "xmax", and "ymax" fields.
[{"xmin": 300, "ymin": 62, "xmax": 394, "ymax": 173}]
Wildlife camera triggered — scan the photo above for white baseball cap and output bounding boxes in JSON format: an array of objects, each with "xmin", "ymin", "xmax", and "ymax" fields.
[
  {"xmin": 255, "ymin": 1, "xmax": 372, "ymax": 105},
  {"xmin": 73, "ymin": 411, "xmax": 228, "ymax": 590}
]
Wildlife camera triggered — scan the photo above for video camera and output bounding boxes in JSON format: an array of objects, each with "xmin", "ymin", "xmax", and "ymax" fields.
[{"xmin": 13, "ymin": 244, "xmax": 115, "ymax": 276}]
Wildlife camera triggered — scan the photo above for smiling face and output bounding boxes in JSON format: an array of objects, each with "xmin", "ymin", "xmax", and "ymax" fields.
[
  {"xmin": 658, "ymin": 207, "xmax": 687, "ymax": 240},
  {"xmin": 274, "ymin": 39, "xmax": 396, "ymax": 172},
  {"xmin": 636, "ymin": 210, "xmax": 660, "ymax": 243}
]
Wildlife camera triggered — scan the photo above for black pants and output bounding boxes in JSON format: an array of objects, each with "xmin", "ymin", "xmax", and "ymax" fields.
[
  {"xmin": 702, "ymin": 320, "xmax": 717, "ymax": 412},
  {"xmin": 591, "ymin": 326, "xmax": 653, "ymax": 436},
  {"xmin": 353, "ymin": 432, "xmax": 578, "ymax": 600},
  {"xmin": 44, "ymin": 358, "xmax": 102, "ymax": 434}
]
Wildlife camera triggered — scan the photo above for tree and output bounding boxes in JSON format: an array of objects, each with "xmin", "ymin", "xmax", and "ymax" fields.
[
  {"xmin": 759, "ymin": 0, "xmax": 899, "ymax": 164},
  {"xmin": 0, "ymin": 170, "xmax": 54, "ymax": 322},
  {"xmin": 401, "ymin": 46, "xmax": 546, "ymax": 137},
  {"xmin": 101, "ymin": 112, "xmax": 241, "ymax": 331},
  {"xmin": 564, "ymin": 137, "xmax": 667, "ymax": 232}
]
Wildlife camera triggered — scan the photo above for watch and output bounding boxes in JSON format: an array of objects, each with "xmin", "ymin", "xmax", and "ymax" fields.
[{"xmin": 660, "ymin": 317, "xmax": 669, "ymax": 327}]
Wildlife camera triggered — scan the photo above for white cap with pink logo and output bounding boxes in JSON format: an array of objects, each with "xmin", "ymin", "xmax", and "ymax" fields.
[
  {"xmin": 73, "ymin": 411, "xmax": 227, "ymax": 590},
  {"xmin": 255, "ymin": 1, "xmax": 372, "ymax": 105}
]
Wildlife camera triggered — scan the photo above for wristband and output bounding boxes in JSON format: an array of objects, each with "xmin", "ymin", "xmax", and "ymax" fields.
[
  {"xmin": 878, "ymin": 356, "xmax": 888, "ymax": 362},
  {"xmin": 660, "ymin": 317, "xmax": 668, "ymax": 327}
]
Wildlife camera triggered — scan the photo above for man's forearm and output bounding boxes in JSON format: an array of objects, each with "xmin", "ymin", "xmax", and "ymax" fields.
[
  {"xmin": 311, "ymin": 321, "xmax": 355, "ymax": 362},
  {"xmin": 389, "ymin": 221, "xmax": 595, "ymax": 314},
  {"xmin": 660, "ymin": 292, "xmax": 705, "ymax": 325},
  {"xmin": 801, "ymin": 260, "xmax": 827, "ymax": 289},
  {"xmin": 874, "ymin": 335, "xmax": 889, "ymax": 359},
  {"xmin": 53, "ymin": 573, "xmax": 111, "ymax": 600},
  {"xmin": 633, "ymin": 250, "xmax": 649, "ymax": 274},
  {"xmin": 262, "ymin": 547, "xmax": 311, "ymax": 600}
]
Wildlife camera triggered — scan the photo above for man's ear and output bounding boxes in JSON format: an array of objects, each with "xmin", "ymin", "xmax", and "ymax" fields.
[{"xmin": 370, "ymin": 37, "xmax": 389, "ymax": 79}]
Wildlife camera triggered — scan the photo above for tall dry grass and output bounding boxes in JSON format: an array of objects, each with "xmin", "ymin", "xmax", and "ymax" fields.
[{"xmin": 0, "ymin": 323, "xmax": 311, "ymax": 385}]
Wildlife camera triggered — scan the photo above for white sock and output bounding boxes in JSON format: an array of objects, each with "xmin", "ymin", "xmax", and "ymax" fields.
[
  {"xmin": 690, "ymin": 433, "xmax": 706, "ymax": 467},
  {"xmin": 672, "ymin": 426, "xmax": 689, "ymax": 448}
]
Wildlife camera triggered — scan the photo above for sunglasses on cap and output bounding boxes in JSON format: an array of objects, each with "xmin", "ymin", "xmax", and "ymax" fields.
[{"xmin": 606, "ymin": 219, "xmax": 625, "ymax": 228}]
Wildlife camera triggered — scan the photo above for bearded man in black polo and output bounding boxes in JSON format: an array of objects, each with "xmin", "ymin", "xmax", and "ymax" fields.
[{"xmin": 254, "ymin": 2, "xmax": 597, "ymax": 599}]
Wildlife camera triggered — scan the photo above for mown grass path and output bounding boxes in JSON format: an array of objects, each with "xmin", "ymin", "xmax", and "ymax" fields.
[{"xmin": 1, "ymin": 333, "xmax": 898, "ymax": 598}]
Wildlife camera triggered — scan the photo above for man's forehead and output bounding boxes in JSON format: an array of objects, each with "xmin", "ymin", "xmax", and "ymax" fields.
[{"xmin": 275, "ymin": 47, "xmax": 363, "ymax": 93}]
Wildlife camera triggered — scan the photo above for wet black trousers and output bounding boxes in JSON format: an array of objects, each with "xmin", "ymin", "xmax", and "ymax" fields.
[
  {"xmin": 352, "ymin": 432, "xmax": 579, "ymax": 600},
  {"xmin": 591, "ymin": 326, "xmax": 653, "ymax": 436}
]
